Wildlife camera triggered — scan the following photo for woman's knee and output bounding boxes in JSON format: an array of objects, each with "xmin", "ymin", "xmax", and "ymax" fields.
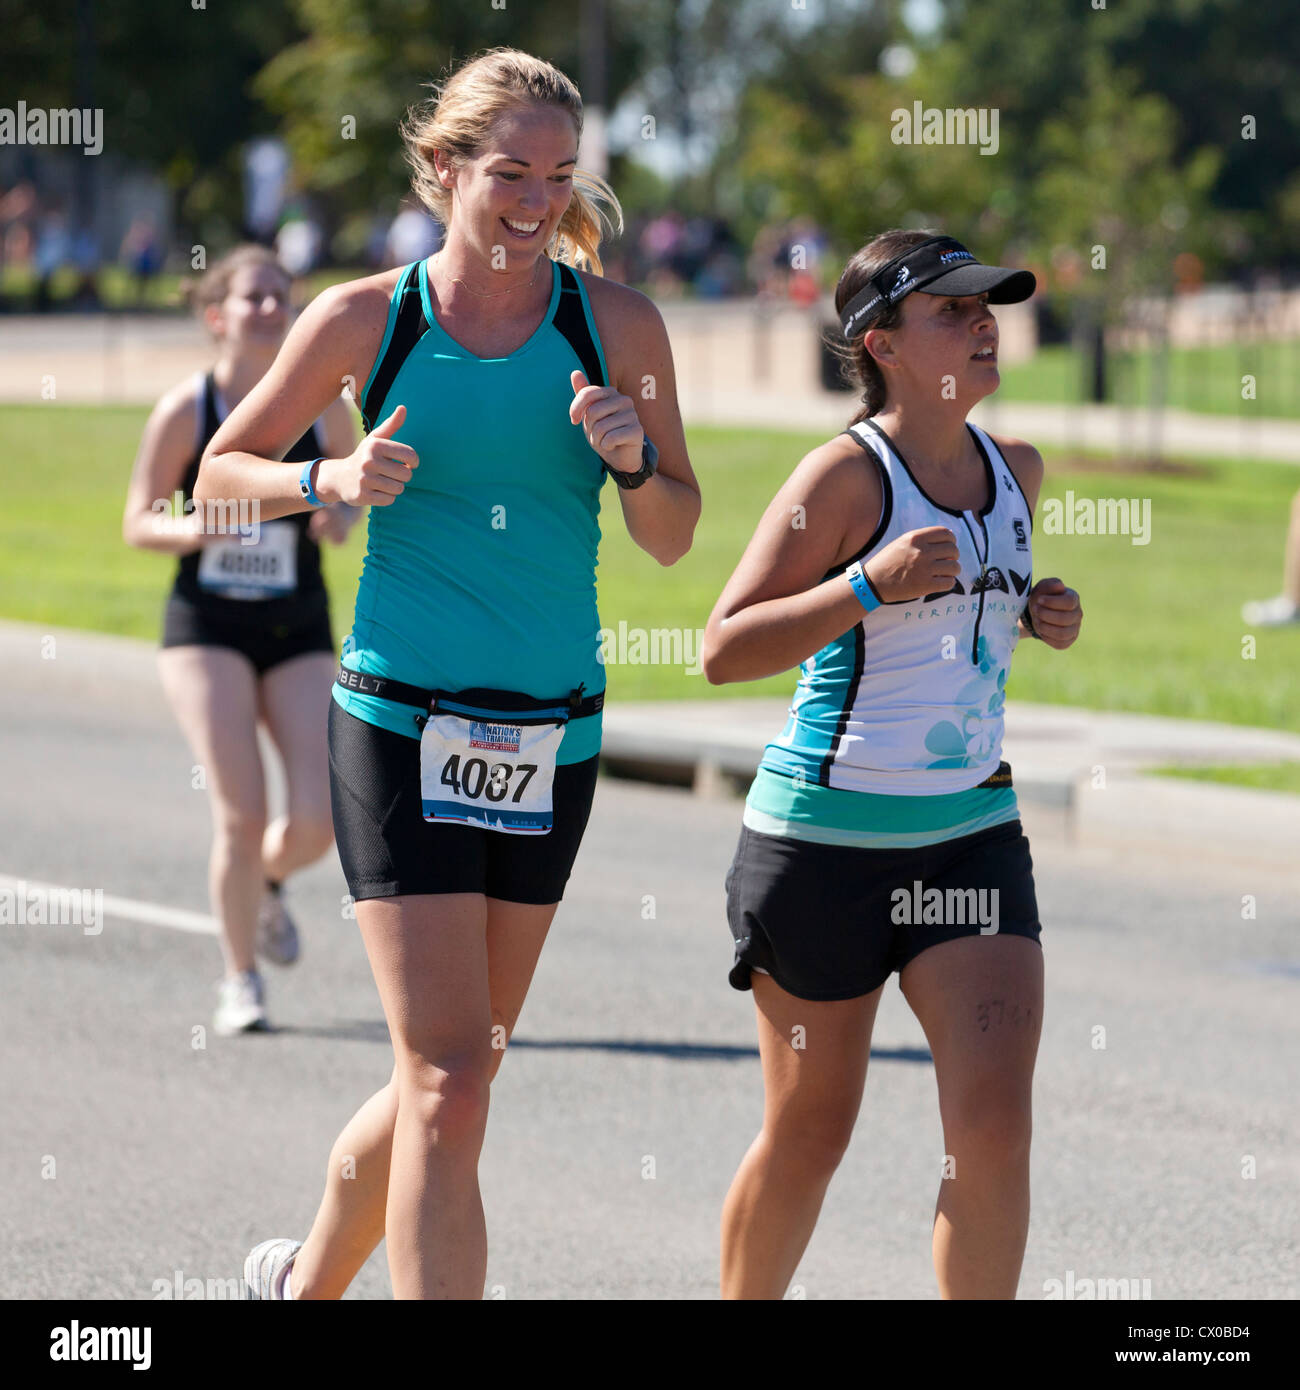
[
  {"xmin": 395, "ymin": 1053, "xmax": 492, "ymax": 1151},
  {"xmin": 942, "ymin": 1086, "xmax": 1033, "ymax": 1168},
  {"xmin": 763, "ymin": 1103, "xmax": 859, "ymax": 1178},
  {"xmin": 212, "ymin": 804, "xmax": 266, "ymax": 857},
  {"xmin": 284, "ymin": 808, "xmax": 334, "ymax": 859}
]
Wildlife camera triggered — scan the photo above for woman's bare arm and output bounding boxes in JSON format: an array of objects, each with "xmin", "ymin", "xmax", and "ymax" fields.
[
  {"xmin": 121, "ymin": 380, "xmax": 209, "ymax": 554},
  {"xmin": 195, "ymin": 278, "xmax": 392, "ymax": 518},
  {"xmin": 701, "ymin": 440, "xmax": 871, "ymax": 684}
]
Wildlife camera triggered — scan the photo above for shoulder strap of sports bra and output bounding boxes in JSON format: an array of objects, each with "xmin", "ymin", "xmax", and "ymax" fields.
[
  {"xmin": 552, "ymin": 262, "xmax": 606, "ymax": 389},
  {"xmin": 201, "ymin": 369, "xmax": 222, "ymax": 442},
  {"xmin": 360, "ymin": 261, "xmax": 430, "ymax": 433}
]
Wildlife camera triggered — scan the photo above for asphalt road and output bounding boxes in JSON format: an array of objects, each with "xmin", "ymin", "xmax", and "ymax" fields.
[{"xmin": 1, "ymin": 673, "xmax": 1296, "ymax": 1300}]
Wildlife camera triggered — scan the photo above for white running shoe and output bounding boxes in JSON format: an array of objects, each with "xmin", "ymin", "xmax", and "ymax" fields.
[
  {"xmin": 1242, "ymin": 595, "xmax": 1300, "ymax": 627},
  {"xmin": 243, "ymin": 1237, "xmax": 302, "ymax": 1300},
  {"xmin": 213, "ymin": 969, "xmax": 268, "ymax": 1036},
  {"xmin": 256, "ymin": 883, "xmax": 300, "ymax": 967}
]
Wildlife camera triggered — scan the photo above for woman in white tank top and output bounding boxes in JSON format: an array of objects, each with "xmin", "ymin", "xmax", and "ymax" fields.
[{"xmin": 702, "ymin": 230, "xmax": 1082, "ymax": 1299}]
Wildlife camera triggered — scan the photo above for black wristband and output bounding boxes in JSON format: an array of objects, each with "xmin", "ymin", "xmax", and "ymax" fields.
[
  {"xmin": 1021, "ymin": 603, "xmax": 1043, "ymax": 639},
  {"xmin": 607, "ymin": 435, "xmax": 658, "ymax": 490}
]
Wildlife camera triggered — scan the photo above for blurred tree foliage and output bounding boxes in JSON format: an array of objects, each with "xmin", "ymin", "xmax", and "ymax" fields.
[
  {"xmin": 728, "ymin": 0, "xmax": 1283, "ymax": 281},
  {"xmin": 0, "ymin": 0, "xmax": 306, "ymax": 246},
  {"xmin": 250, "ymin": 0, "xmax": 650, "ymax": 257},
  {"xmin": 942, "ymin": 0, "xmax": 1299, "ymax": 267},
  {"xmin": 3, "ymin": 0, "xmax": 1292, "ymax": 279}
]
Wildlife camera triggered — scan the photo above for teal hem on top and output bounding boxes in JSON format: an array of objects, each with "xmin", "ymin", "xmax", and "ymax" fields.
[{"xmin": 743, "ymin": 764, "xmax": 1021, "ymax": 848}]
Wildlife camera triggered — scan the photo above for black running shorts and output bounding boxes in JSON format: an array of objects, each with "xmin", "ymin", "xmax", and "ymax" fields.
[
  {"xmin": 162, "ymin": 593, "xmax": 334, "ymax": 677},
  {"xmin": 328, "ymin": 699, "xmax": 599, "ymax": 904},
  {"xmin": 725, "ymin": 818, "xmax": 1042, "ymax": 1001}
]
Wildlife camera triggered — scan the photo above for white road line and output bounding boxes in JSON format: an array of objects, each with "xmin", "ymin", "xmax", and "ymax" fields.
[{"xmin": 0, "ymin": 873, "xmax": 217, "ymax": 935}]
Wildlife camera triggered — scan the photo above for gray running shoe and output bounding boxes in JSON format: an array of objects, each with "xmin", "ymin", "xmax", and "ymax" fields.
[
  {"xmin": 243, "ymin": 1237, "xmax": 302, "ymax": 1300},
  {"xmin": 1242, "ymin": 595, "xmax": 1300, "ymax": 627},
  {"xmin": 256, "ymin": 884, "xmax": 300, "ymax": 967},
  {"xmin": 213, "ymin": 969, "xmax": 268, "ymax": 1036}
]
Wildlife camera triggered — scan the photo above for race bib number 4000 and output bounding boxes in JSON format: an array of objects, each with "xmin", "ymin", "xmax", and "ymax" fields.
[
  {"xmin": 196, "ymin": 520, "xmax": 297, "ymax": 600},
  {"xmin": 419, "ymin": 713, "xmax": 564, "ymax": 834}
]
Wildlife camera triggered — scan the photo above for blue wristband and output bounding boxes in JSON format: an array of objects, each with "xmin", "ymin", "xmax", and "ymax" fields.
[
  {"xmin": 299, "ymin": 457, "xmax": 325, "ymax": 508},
  {"xmin": 845, "ymin": 560, "xmax": 882, "ymax": 613}
]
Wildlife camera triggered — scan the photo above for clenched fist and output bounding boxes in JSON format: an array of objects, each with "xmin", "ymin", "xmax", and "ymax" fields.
[
  {"xmin": 569, "ymin": 370, "xmax": 645, "ymax": 475},
  {"xmin": 1023, "ymin": 577, "xmax": 1082, "ymax": 649},
  {"xmin": 863, "ymin": 526, "xmax": 961, "ymax": 603}
]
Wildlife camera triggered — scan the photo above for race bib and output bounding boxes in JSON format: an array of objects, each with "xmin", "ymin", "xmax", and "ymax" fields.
[
  {"xmin": 196, "ymin": 520, "xmax": 297, "ymax": 600},
  {"xmin": 420, "ymin": 711, "xmax": 564, "ymax": 835}
]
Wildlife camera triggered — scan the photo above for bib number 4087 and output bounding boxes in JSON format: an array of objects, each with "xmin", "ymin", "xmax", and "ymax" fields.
[
  {"xmin": 439, "ymin": 754, "xmax": 537, "ymax": 804},
  {"xmin": 420, "ymin": 711, "xmax": 562, "ymax": 834}
]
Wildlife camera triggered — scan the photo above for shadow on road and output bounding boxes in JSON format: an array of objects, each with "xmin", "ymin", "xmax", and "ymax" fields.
[{"xmin": 271, "ymin": 1020, "xmax": 932, "ymax": 1064}]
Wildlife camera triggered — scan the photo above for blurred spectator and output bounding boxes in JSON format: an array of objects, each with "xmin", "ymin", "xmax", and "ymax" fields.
[
  {"xmin": 783, "ymin": 216, "xmax": 829, "ymax": 306},
  {"xmin": 33, "ymin": 198, "xmax": 72, "ymax": 312},
  {"xmin": 386, "ymin": 198, "xmax": 442, "ymax": 266},
  {"xmin": 1242, "ymin": 490, "xmax": 1300, "ymax": 627},
  {"xmin": 747, "ymin": 222, "xmax": 788, "ymax": 300},
  {"xmin": 275, "ymin": 203, "xmax": 323, "ymax": 279},
  {"xmin": 748, "ymin": 217, "xmax": 831, "ymax": 306},
  {"xmin": 0, "ymin": 180, "xmax": 39, "ymax": 286},
  {"xmin": 362, "ymin": 213, "xmax": 392, "ymax": 268},
  {"xmin": 640, "ymin": 208, "xmax": 685, "ymax": 264},
  {"xmin": 68, "ymin": 218, "xmax": 102, "ymax": 309},
  {"xmin": 243, "ymin": 137, "xmax": 290, "ymax": 242},
  {"xmin": 639, "ymin": 210, "xmax": 687, "ymax": 294},
  {"xmin": 120, "ymin": 214, "xmax": 163, "ymax": 306}
]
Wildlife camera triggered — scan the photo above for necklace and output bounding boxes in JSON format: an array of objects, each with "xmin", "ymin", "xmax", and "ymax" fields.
[{"xmin": 432, "ymin": 253, "xmax": 543, "ymax": 300}]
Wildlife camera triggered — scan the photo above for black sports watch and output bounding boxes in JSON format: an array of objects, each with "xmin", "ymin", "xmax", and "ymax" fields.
[{"xmin": 606, "ymin": 435, "xmax": 659, "ymax": 490}]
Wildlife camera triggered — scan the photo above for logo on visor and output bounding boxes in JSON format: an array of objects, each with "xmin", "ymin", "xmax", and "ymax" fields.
[
  {"xmin": 891, "ymin": 265, "xmax": 913, "ymax": 295},
  {"xmin": 939, "ymin": 249, "xmax": 976, "ymax": 265}
]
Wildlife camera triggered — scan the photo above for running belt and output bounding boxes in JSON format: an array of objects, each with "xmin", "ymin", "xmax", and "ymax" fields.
[{"xmin": 333, "ymin": 665, "xmax": 604, "ymax": 730}]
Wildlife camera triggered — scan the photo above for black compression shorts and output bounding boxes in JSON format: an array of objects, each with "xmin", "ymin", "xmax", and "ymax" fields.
[
  {"xmin": 327, "ymin": 699, "xmax": 599, "ymax": 904},
  {"xmin": 161, "ymin": 593, "xmax": 334, "ymax": 677}
]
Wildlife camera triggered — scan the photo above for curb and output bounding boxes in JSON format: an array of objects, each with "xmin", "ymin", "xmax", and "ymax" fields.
[{"xmin": 4, "ymin": 619, "xmax": 1297, "ymax": 866}]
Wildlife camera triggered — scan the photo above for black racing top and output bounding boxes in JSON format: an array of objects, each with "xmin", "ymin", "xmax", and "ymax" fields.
[{"xmin": 170, "ymin": 371, "xmax": 328, "ymax": 619}]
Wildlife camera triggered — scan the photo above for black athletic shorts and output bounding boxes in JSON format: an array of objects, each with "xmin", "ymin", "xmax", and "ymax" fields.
[
  {"xmin": 725, "ymin": 817, "xmax": 1042, "ymax": 1002},
  {"xmin": 162, "ymin": 593, "xmax": 334, "ymax": 677},
  {"xmin": 328, "ymin": 699, "xmax": 599, "ymax": 904}
]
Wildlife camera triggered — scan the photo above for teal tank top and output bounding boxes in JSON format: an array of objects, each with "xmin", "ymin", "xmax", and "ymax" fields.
[{"xmin": 332, "ymin": 256, "xmax": 610, "ymax": 763}]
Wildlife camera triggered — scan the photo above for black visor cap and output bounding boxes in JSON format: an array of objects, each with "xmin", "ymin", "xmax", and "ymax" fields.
[{"xmin": 919, "ymin": 263, "xmax": 1036, "ymax": 303}]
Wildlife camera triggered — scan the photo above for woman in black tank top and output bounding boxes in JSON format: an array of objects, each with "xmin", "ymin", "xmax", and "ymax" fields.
[
  {"xmin": 169, "ymin": 368, "xmax": 328, "ymax": 614},
  {"xmin": 122, "ymin": 245, "xmax": 360, "ymax": 1038}
]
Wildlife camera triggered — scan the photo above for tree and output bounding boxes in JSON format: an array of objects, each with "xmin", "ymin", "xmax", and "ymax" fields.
[
  {"xmin": 0, "ymin": 0, "xmax": 307, "ymax": 245},
  {"xmin": 939, "ymin": 0, "xmax": 1300, "ymax": 268},
  {"xmin": 250, "ymin": 0, "xmax": 654, "ymax": 255}
]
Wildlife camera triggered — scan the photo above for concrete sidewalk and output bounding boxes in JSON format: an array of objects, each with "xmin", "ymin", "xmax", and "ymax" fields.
[
  {"xmin": 5, "ymin": 617, "xmax": 1298, "ymax": 868},
  {"xmin": 2, "ymin": 311, "xmax": 1298, "ymax": 464},
  {"xmin": 676, "ymin": 386, "xmax": 1300, "ymax": 466},
  {"xmin": 601, "ymin": 696, "xmax": 1300, "ymax": 865}
]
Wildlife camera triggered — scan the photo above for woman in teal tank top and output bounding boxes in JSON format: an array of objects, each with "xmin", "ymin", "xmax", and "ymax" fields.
[
  {"xmin": 332, "ymin": 250, "xmax": 612, "ymax": 765},
  {"xmin": 197, "ymin": 50, "xmax": 701, "ymax": 1300}
]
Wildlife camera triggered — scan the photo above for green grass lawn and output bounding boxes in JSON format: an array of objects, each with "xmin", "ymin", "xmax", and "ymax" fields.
[
  {"xmin": 1149, "ymin": 763, "xmax": 1300, "ymax": 794},
  {"xmin": 995, "ymin": 339, "xmax": 1300, "ymax": 420},
  {"xmin": 4, "ymin": 404, "xmax": 1298, "ymax": 734}
]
